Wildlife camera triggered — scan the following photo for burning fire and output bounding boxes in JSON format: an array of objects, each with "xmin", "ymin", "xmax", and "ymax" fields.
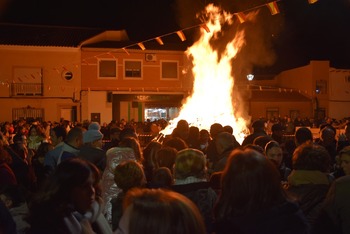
[{"xmin": 161, "ymin": 4, "xmax": 249, "ymax": 143}]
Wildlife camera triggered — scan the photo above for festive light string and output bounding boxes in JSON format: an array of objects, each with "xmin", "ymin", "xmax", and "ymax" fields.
[{"xmin": 1, "ymin": 0, "xmax": 318, "ymax": 87}]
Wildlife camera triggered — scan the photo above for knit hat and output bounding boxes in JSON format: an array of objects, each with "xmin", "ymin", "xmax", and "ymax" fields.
[{"xmin": 83, "ymin": 122, "xmax": 103, "ymax": 143}]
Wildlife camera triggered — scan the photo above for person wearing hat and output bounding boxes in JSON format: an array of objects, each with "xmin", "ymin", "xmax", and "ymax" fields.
[
  {"xmin": 241, "ymin": 119, "xmax": 267, "ymax": 146},
  {"xmin": 78, "ymin": 122, "xmax": 106, "ymax": 173},
  {"xmin": 271, "ymin": 123, "xmax": 284, "ymax": 145}
]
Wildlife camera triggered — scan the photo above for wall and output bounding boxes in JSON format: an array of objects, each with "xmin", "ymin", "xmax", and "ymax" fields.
[
  {"xmin": 0, "ymin": 46, "xmax": 81, "ymax": 122},
  {"xmin": 250, "ymin": 101, "xmax": 312, "ymax": 120},
  {"xmin": 81, "ymin": 91, "xmax": 112, "ymax": 124},
  {"xmin": 81, "ymin": 48, "xmax": 192, "ymax": 92}
]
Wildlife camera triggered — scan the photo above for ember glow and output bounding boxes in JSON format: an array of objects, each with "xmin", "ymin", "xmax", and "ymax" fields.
[{"xmin": 161, "ymin": 4, "xmax": 249, "ymax": 143}]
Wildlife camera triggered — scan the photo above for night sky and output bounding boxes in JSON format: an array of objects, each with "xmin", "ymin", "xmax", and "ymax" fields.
[{"xmin": 1, "ymin": 0, "xmax": 349, "ymax": 74}]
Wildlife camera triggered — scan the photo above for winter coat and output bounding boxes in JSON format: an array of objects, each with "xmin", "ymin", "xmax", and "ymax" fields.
[
  {"xmin": 101, "ymin": 147, "xmax": 136, "ymax": 225},
  {"xmin": 213, "ymin": 201, "xmax": 309, "ymax": 234},
  {"xmin": 311, "ymin": 175, "xmax": 350, "ymax": 234}
]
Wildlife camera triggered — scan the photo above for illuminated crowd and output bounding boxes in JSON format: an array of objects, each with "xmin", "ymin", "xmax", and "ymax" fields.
[{"xmin": 1, "ymin": 116, "xmax": 350, "ymax": 234}]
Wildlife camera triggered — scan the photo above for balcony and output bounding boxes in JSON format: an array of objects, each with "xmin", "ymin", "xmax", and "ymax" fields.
[{"xmin": 10, "ymin": 83, "xmax": 43, "ymax": 96}]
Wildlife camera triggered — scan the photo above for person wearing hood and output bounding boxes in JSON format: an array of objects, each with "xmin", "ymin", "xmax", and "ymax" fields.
[{"xmin": 78, "ymin": 122, "xmax": 106, "ymax": 173}]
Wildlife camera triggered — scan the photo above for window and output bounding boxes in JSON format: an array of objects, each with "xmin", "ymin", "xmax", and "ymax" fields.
[
  {"xmin": 12, "ymin": 107, "xmax": 44, "ymax": 121},
  {"xmin": 98, "ymin": 59, "xmax": 117, "ymax": 79},
  {"xmin": 124, "ymin": 60, "xmax": 142, "ymax": 78},
  {"xmin": 266, "ymin": 108, "xmax": 279, "ymax": 120},
  {"xmin": 345, "ymin": 75, "xmax": 350, "ymax": 83},
  {"xmin": 161, "ymin": 61, "xmax": 178, "ymax": 79},
  {"xmin": 315, "ymin": 80, "xmax": 327, "ymax": 94},
  {"xmin": 11, "ymin": 67, "xmax": 43, "ymax": 96}
]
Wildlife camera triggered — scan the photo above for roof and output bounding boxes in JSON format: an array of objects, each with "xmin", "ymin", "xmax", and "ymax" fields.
[
  {"xmin": 0, "ymin": 23, "xmax": 105, "ymax": 47},
  {"xmin": 0, "ymin": 23, "xmax": 190, "ymax": 51},
  {"xmin": 82, "ymin": 33, "xmax": 191, "ymax": 51},
  {"xmin": 251, "ymin": 90, "xmax": 311, "ymax": 102}
]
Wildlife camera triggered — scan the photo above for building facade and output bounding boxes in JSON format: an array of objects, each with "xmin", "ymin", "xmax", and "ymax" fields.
[{"xmin": 1, "ymin": 24, "xmax": 349, "ymax": 125}]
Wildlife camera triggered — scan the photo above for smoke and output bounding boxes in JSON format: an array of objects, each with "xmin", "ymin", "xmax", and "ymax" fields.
[{"xmin": 174, "ymin": 0, "xmax": 284, "ymax": 79}]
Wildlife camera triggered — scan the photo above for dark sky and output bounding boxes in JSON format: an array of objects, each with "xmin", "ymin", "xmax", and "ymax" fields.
[{"xmin": 1, "ymin": 0, "xmax": 349, "ymax": 74}]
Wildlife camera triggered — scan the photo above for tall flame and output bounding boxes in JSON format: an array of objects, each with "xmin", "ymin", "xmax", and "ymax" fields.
[{"xmin": 161, "ymin": 4, "xmax": 249, "ymax": 143}]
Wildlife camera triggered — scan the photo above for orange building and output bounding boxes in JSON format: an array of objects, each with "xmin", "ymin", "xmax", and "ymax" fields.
[{"xmin": 1, "ymin": 24, "xmax": 349, "ymax": 125}]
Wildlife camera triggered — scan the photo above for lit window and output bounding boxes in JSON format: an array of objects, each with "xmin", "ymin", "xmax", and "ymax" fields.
[{"xmin": 124, "ymin": 60, "xmax": 142, "ymax": 78}]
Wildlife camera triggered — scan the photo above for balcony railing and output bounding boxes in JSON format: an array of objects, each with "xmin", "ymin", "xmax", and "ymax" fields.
[{"xmin": 10, "ymin": 83, "xmax": 43, "ymax": 96}]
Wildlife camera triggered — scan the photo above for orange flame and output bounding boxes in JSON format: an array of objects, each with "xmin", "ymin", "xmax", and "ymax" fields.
[{"xmin": 161, "ymin": 4, "xmax": 249, "ymax": 143}]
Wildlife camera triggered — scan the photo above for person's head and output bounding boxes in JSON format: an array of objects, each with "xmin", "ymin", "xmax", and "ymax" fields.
[
  {"xmin": 271, "ymin": 123, "xmax": 283, "ymax": 138},
  {"xmin": 199, "ymin": 129, "xmax": 210, "ymax": 143},
  {"xmin": 50, "ymin": 125, "xmax": 67, "ymax": 147},
  {"xmin": 188, "ymin": 126, "xmax": 200, "ymax": 139},
  {"xmin": 292, "ymin": 142, "xmax": 331, "ymax": 173},
  {"xmin": 339, "ymin": 146, "xmax": 350, "ymax": 175},
  {"xmin": 209, "ymin": 123, "xmax": 224, "ymax": 139},
  {"xmin": 320, "ymin": 126, "xmax": 336, "ymax": 146},
  {"xmin": 117, "ymin": 188, "xmax": 206, "ymax": 234},
  {"xmin": 150, "ymin": 167, "xmax": 173, "ymax": 188},
  {"xmin": 242, "ymin": 144, "xmax": 265, "ymax": 155},
  {"xmin": 251, "ymin": 119, "xmax": 265, "ymax": 133},
  {"xmin": 173, "ymin": 119, "xmax": 190, "ymax": 140},
  {"xmin": 29, "ymin": 125, "xmax": 38, "ymax": 137},
  {"xmin": 155, "ymin": 146, "xmax": 177, "ymax": 171},
  {"xmin": 119, "ymin": 137, "xmax": 143, "ymax": 162},
  {"xmin": 223, "ymin": 125, "xmax": 233, "ymax": 135},
  {"xmin": 215, "ymin": 131, "xmax": 239, "ymax": 155},
  {"xmin": 83, "ymin": 122, "xmax": 104, "ymax": 148},
  {"xmin": 215, "ymin": 148, "xmax": 285, "ymax": 218},
  {"xmin": 119, "ymin": 127, "xmax": 138, "ymax": 142},
  {"xmin": 295, "ymin": 127, "xmax": 313, "ymax": 146},
  {"xmin": 142, "ymin": 141, "xmax": 162, "ymax": 169},
  {"xmin": 30, "ymin": 158, "xmax": 98, "ymax": 214},
  {"xmin": 162, "ymin": 137, "xmax": 188, "ymax": 151},
  {"xmin": 65, "ymin": 127, "xmax": 84, "ymax": 149},
  {"xmin": 110, "ymin": 127, "xmax": 121, "ymax": 141},
  {"xmin": 12, "ymin": 133, "xmax": 27, "ymax": 150},
  {"xmin": 35, "ymin": 142, "xmax": 54, "ymax": 161},
  {"xmin": 29, "ymin": 124, "xmax": 45, "ymax": 138},
  {"xmin": 265, "ymin": 140, "xmax": 283, "ymax": 167},
  {"xmin": 174, "ymin": 148, "xmax": 206, "ymax": 180},
  {"xmin": 114, "ymin": 160, "xmax": 146, "ymax": 193},
  {"xmin": 253, "ymin": 135, "xmax": 273, "ymax": 150}
]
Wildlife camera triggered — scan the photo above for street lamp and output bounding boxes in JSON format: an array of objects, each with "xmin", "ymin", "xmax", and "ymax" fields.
[{"xmin": 247, "ymin": 74, "xmax": 254, "ymax": 81}]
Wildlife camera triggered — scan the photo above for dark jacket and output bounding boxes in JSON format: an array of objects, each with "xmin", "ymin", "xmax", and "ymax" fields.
[
  {"xmin": 241, "ymin": 130, "xmax": 267, "ymax": 146},
  {"xmin": 213, "ymin": 146, "xmax": 235, "ymax": 172},
  {"xmin": 311, "ymin": 175, "xmax": 350, "ymax": 234},
  {"xmin": 171, "ymin": 181, "xmax": 217, "ymax": 234},
  {"xmin": 78, "ymin": 145, "xmax": 106, "ymax": 172},
  {"xmin": 213, "ymin": 201, "xmax": 309, "ymax": 234},
  {"xmin": 111, "ymin": 192, "xmax": 124, "ymax": 232},
  {"xmin": 286, "ymin": 184, "xmax": 329, "ymax": 225}
]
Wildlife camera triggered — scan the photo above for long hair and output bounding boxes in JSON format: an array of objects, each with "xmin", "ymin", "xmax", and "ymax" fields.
[
  {"xmin": 214, "ymin": 148, "xmax": 286, "ymax": 219},
  {"xmin": 119, "ymin": 137, "xmax": 143, "ymax": 163},
  {"xmin": 122, "ymin": 188, "xmax": 206, "ymax": 234},
  {"xmin": 28, "ymin": 158, "xmax": 98, "ymax": 226},
  {"xmin": 142, "ymin": 141, "xmax": 162, "ymax": 169}
]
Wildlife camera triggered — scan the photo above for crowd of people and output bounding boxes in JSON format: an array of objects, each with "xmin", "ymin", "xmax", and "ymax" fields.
[{"xmin": 0, "ymin": 116, "xmax": 350, "ymax": 234}]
